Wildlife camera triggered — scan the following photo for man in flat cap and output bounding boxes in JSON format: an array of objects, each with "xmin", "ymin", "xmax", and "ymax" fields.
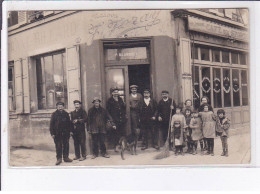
[
  {"xmin": 106, "ymin": 87, "xmax": 127, "ymax": 152},
  {"xmin": 157, "ymin": 90, "xmax": 176, "ymax": 145},
  {"xmin": 129, "ymin": 85, "xmax": 142, "ymax": 134},
  {"xmin": 50, "ymin": 102, "xmax": 73, "ymax": 165},
  {"xmin": 70, "ymin": 100, "xmax": 88, "ymax": 161},
  {"xmin": 138, "ymin": 89, "xmax": 159, "ymax": 150},
  {"xmin": 88, "ymin": 97, "xmax": 115, "ymax": 159}
]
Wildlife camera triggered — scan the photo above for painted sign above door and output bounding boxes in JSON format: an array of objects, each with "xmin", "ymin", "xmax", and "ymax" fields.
[
  {"xmin": 105, "ymin": 47, "xmax": 147, "ymax": 61},
  {"xmin": 188, "ymin": 16, "xmax": 249, "ymax": 42}
]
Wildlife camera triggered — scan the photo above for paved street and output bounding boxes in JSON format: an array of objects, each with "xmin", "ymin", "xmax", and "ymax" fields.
[{"xmin": 10, "ymin": 129, "xmax": 250, "ymax": 167}]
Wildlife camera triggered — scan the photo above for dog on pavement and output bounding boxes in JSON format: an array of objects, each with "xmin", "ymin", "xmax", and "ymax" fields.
[{"xmin": 119, "ymin": 128, "xmax": 140, "ymax": 160}]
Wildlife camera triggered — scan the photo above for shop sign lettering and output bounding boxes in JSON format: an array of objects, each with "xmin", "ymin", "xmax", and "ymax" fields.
[{"xmin": 188, "ymin": 16, "xmax": 248, "ymax": 42}]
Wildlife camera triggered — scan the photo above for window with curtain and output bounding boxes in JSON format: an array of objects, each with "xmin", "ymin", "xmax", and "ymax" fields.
[{"xmin": 36, "ymin": 51, "xmax": 67, "ymax": 109}]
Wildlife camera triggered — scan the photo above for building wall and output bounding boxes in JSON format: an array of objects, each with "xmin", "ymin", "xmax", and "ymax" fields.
[{"xmin": 8, "ymin": 10, "xmax": 177, "ymax": 151}]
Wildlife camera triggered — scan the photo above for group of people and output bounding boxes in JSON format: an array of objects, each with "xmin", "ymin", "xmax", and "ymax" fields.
[
  {"xmin": 49, "ymin": 85, "xmax": 230, "ymax": 165},
  {"xmin": 171, "ymin": 97, "xmax": 230, "ymax": 157}
]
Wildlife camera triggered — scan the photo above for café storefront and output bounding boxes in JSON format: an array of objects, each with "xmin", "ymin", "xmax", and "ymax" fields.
[{"xmin": 8, "ymin": 10, "xmax": 249, "ymax": 151}]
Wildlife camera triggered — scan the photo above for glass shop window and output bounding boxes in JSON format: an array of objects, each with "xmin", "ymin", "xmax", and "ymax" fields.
[
  {"xmin": 212, "ymin": 49, "xmax": 220, "ymax": 62},
  {"xmin": 232, "ymin": 69, "xmax": 240, "ymax": 106},
  {"xmin": 222, "ymin": 50, "xmax": 230, "ymax": 63},
  {"xmin": 192, "ymin": 66, "xmax": 200, "ymax": 109},
  {"xmin": 239, "ymin": 53, "xmax": 247, "ymax": 65},
  {"xmin": 241, "ymin": 70, "xmax": 248, "ymax": 106},
  {"xmin": 213, "ymin": 68, "xmax": 222, "ymax": 108},
  {"xmin": 231, "ymin": 52, "xmax": 239, "ymax": 64},
  {"xmin": 200, "ymin": 47, "xmax": 210, "ymax": 61},
  {"xmin": 191, "ymin": 45, "xmax": 199, "ymax": 60},
  {"xmin": 36, "ymin": 52, "xmax": 67, "ymax": 109},
  {"xmin": 201, "ymin": 67, "xmax": 211, "ymax": 104},
  {"xmin": 8, "ymin": 63, "xmax": 15, "ymax": 111},
  {"xmin": 223, "ymin": 68, "xmax": 231, "ymax": 107}
]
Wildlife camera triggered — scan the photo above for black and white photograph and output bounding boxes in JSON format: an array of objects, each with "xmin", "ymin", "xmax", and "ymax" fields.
[{"xmin": 6, "ymin": 8, "xmax": 250, "ymax": 167}]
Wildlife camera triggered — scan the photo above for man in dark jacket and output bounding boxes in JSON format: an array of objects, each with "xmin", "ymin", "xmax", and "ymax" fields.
[
  {"xmin": 88, "ymin": 97, "xmax": 115, "ymax": 159},
  {"xmin": 50, "ymin": 102, "xmax": 73, "ymax": 165},
  {"xmin": 138, "ymin": 89, "xmax": 159, "ymax": 150},
  {"xmin": 157, "ymin": 90, "xmax": 176, "ymax": 144},
  {"xmin": 106, "ymin": 87, "xmax": 127, "ymax": 152},
  {"xmin": 71, "ymin": 100, "xmax": 88, "ymax": 161}
]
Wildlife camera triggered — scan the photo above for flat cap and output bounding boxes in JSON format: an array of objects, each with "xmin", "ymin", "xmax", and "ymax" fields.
[
  {"xmin": 110, "ymin": 86, "xmax": 119, "ymax": 93},
  {"xmin": 92, "ymin": 97, "xmax": 101, "ymax": 103},
  {"xmin": 56, "ymin": 102, "xmax": 65, "ymax": 106},
  {"xmin": 143, "ymin": 88, "xmax": 151, "ymax": 93},
  {"xmin": 73, "ymin": 100, "xmax": 82, "ymax": 104},
  {"xmin": 130, "ymin": 85, "xmax": 138, "ymax": 89},
  {"xmin": 161, "ymin": 90, "xmax": 169, "ymax": 94}
]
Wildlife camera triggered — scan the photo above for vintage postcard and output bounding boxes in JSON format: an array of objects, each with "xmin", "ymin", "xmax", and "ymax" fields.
[{"xmin": 7, "ymin": 8, "xmax": 250, "ymax": 167}]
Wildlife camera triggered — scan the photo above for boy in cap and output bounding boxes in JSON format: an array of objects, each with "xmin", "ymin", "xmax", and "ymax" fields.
[
  {"xmin": 50, "ymin": 102, "xmax": 73, "ymax": 165},
  {"xmin": 129, "ymin": 85, "xmax": 142, "ymax": 134},
  {"xmin": 71, "ymin": 100, "xmax": 88, "ymax": 161},
  {"xmin": 138, "ymin": 89, "xmax": 159, "ymax": 150},
  {"xmin": 106, "ymin": 87, "xmax": 127, "ymax": 152},
  {"xmin": 157, "ymin": 90, "xmax": 176, "ymax": 144},
  {"xmin": 88, "ymin": 97, "xmax": 115, "ymax": 158}
]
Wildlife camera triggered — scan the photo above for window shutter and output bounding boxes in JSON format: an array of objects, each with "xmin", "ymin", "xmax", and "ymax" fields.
[
  {"xmin": 14, "ymin": 59, "xmax": 23, "ymax": 113},
  {"xmin": 66, "ymin": 45, "xmax": 81, "ymax": 111},
  {"xmin": 179, "ymin": 38, "xmax": 193, "ymax": 103},
  {"xmin": 18, "ymin": 11, "xmax": 28, "ymax": 26},
  {"xmin": 22, "ymin": 58, "xmax": 31, "ymax": 113}
]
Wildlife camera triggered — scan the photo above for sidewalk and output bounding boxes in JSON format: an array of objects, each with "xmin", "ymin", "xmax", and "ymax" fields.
[{"xmin": 10, "ymin": 130, "xmax": 250, "ymax": 167}]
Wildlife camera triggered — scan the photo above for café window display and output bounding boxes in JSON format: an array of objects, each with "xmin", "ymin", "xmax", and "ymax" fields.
[
  {"xmin": 35, "ymin": 51, "xmax": 67, "ymax": 109},
  {"xmin": 191, "ymin": 44, "xmax": 249, "ymax": 109}
]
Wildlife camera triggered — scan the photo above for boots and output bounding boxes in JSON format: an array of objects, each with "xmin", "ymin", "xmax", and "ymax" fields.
[
  {"xmin": 225, "ymin": 148, "xmax": 229, "ymax": 157},
  {"xmin": 221, "ymin": 149, "xmax": 225, "ymax": 156}
]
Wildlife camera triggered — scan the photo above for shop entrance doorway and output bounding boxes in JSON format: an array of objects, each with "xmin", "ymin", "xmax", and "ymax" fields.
[{"xmin": 105, "ymin": 64, "xmax": 151, "ymax": 135}]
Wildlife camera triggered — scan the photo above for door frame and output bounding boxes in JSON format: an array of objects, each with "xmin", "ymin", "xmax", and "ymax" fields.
[
  {"xmin": 100, "ymin": 37, "xmax": 155, "ymax": 135},
  {"xmin": 104, "ymin": 66, "xmax": 131, "ymax": 134}
]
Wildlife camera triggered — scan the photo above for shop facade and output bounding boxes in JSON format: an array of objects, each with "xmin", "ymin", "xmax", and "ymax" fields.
[{"xmin": 8, "ymin": 9, "xmax": 249, "ymax": 151}]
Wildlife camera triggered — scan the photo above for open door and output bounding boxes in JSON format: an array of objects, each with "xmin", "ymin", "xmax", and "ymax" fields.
[{"xmin": 105, "ymin": 66, "xmax": 131, "ymax": 135}]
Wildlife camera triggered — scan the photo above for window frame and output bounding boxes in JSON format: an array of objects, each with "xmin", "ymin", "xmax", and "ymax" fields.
[
  {"xmin": 191, "ymin": 43, "xmax": 249, "ymax": 109},
  {"xmin": 35, "ymin": 50, "xmax": 67, "ymax": 111}
]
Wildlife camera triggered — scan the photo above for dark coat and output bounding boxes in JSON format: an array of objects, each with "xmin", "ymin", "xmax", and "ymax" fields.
[
  {"xmin": 157, "ymin": 98, "xmax": 176, "ymax": 123},
  {"xmin": 106, "ymin": 96, "xmax": 126, "ymax": 125},
  {"xmin": 70, "ymin": 108, "xmax": 88, "ymax": 133},
  {"xmin": 138, "ymin": 98, "xmax": 158, "ymax": 123},
  {"xmin": 50, "ymin": 110, "xmax": 71, "ymax": 136},
  {"xmin": 87, "ymin": 106, "xmax": 112, "ymax": 134}
]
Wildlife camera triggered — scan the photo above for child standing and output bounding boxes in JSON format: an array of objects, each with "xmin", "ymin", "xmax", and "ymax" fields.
[
  {"xmin": 184, "ymin": 108, "xmax": 193, "ymax": 154},
  {"xmin": 172, "ymin": 120, "xmax": 183, "ymax": 155},
  {"xmin": 189, "ymin": 110, "xmax": 203, "ymax": 155},
  {"xmin": 171, "ymin": 105, "xmax": 187, "ymax": 156},
  {"xmin": 199, "ymin": 104, "xmax": 216, "ymax": 156},
  {"xmin": 215, "ymin": 109, "xmax": 230, "ymax": 157}
]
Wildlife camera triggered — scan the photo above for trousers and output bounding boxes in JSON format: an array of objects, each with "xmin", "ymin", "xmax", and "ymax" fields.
[
  {"xmin": 73, "ymin": 130, "xmax": 86, "ymax": 158},
  {"xmin": 141, "ymin": 121, "xmax": 158, "ymax": 148},
  {"xmin": 91, "ymin": 133, "xmax": 107, "ymax": 156},
  {"xmin": 54, "ymin": 134, "xmax": 70, "ymax": 160},
  {"xmin": 220, "ymin": 136, "xmax": 228, "ymax": 150},
  {"xmin": 160, "ymin": 121, "xmax": 170, "ymax": 143},
  {"xmin": 206, "ymin": 138, "xmax": 214, "ymax": 153}
]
